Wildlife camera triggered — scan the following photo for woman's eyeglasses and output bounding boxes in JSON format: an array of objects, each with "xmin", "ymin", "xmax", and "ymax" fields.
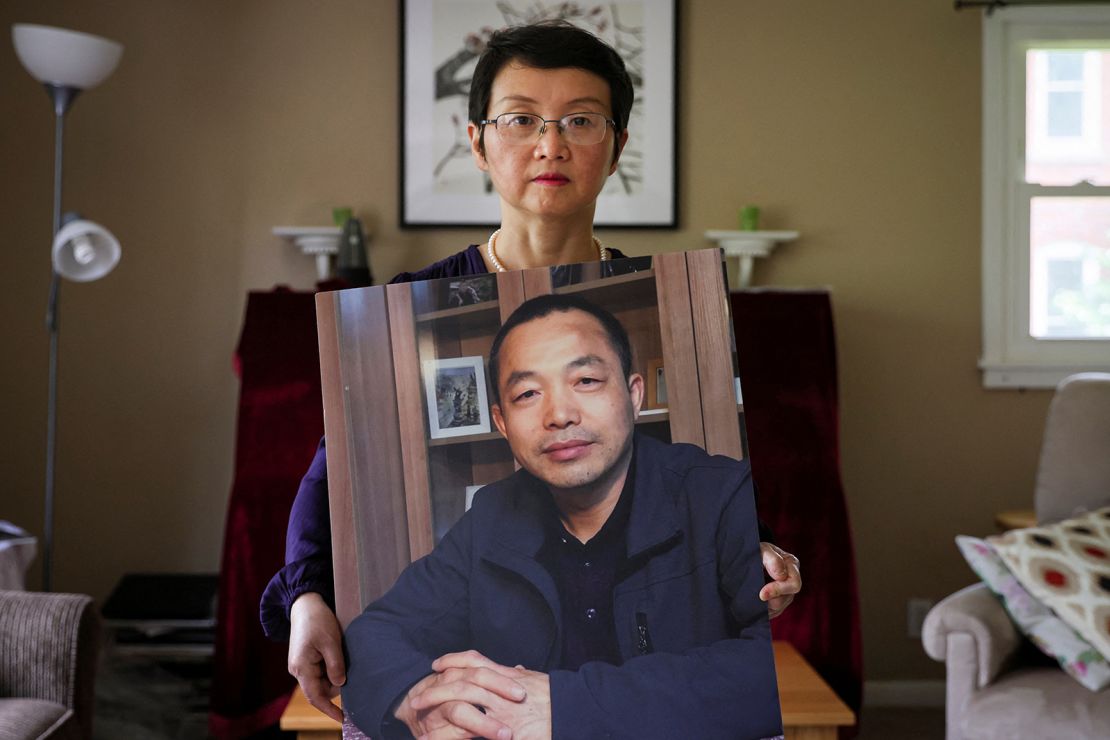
[{"xmin": 479, "ymin": 112, "xmax": 616, "ymax": 146}]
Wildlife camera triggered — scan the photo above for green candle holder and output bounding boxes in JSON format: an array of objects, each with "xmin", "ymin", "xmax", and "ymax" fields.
[
  {"xmin": 332, "ymin": 207, "xmax": 353, "ymax": 228},
  {"xmin": 739, "ymin": 205, "xmax": 760, "ymax": 231}
]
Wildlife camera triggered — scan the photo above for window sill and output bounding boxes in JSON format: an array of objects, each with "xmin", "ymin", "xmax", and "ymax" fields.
[{"xmin": 979, "ymin": 361, "xmax": 1108, "ymax": 389}]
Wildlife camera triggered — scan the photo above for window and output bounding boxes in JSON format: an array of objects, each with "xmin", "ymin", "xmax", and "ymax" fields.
[
  {"xmin": 1027, "ymin": 50, "xmax": 1102, "ymax": 165},
  {"xmin": 981, "ymin": 7, "xmax": 1110, "ymax": 388}
]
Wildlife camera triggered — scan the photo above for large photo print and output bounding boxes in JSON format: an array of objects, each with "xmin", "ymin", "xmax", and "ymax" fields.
[
  {"xmin": 401, "ymin": 0, "xmax": 677, "ymax": 227},
  {"xmin": 318, "ymin": 249, "xmax": 782, "ymax": 738}
]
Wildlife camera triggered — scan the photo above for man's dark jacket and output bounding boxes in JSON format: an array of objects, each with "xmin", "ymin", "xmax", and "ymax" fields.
[{"xmin": 342, "ymin": 434, "xmax": 783, "ymax": 739}]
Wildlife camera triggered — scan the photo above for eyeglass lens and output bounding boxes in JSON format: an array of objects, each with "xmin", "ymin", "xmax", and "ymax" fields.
[{"xmin": 494, "ymin": 113, "xmax": 610, "ymax": 145}]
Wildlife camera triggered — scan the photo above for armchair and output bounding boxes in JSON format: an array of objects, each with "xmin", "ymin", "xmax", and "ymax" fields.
[
  {"xmin": 0, "ymin": 590, "xmax": 101, "ymax": 740},
  {"xmin": 923, "ymin": 372, "xmax": 1110, "ymax": 739}
]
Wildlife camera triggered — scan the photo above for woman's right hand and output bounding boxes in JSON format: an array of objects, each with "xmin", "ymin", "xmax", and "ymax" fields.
[{"xmin": 288, "ymin": 591, "xmax": 347, "ymax": 722}]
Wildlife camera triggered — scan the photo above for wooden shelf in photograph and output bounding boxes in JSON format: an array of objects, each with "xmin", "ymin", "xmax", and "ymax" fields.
[
  {"xmin": 554, "ymin": 268, "xmax": 654, "ymax": 293},
  {"xmin": 415, "ymin": 299, "xmax": 500, "ymax": 323},
  {"xmin": 427, "ymin": 430, "xmax": 504, "ymax": 448},
  {"xmin": 638, "ymin": 404, "xmax": 743, "ymax": 425},
  {"xmin": 554, "ymin": 270, "xmax": 656, "ymax": 307},
  {"xmin": 636, "ymin": 408, "xmax": 669, "ymax": 424}
]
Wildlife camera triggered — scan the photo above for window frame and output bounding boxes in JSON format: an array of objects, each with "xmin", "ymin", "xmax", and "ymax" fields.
[{"xmin": 981, "ymin": 6, "xmax": 1110, "ymax": 388}]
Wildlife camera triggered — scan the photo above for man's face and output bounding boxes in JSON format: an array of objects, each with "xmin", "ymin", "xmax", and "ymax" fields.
[{"xmin": 491, "ymin": 309, "xmax": 643, "ymax": 492}]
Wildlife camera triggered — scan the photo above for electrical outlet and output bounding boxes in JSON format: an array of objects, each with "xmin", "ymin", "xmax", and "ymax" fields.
[{"xmin": 907, "ymin": 597, "xmax": 934, "ymax": 639}]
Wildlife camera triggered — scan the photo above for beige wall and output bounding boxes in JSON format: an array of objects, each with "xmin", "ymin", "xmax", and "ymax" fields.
[{"xmin": 1, "ymin": 0, "xmax": 1054, "ymax": 682}]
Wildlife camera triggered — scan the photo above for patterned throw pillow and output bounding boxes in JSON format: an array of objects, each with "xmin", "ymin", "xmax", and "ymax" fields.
[
  {"xmin": 956, "ymin": 535, "xmax": 1110, "ymax": 691},
  {"xmin": 988, "ymin": 507, "xmax": 1110, "ymax": 667}
]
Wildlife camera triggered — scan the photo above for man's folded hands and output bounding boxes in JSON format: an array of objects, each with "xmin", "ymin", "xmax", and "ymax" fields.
[{"xmin": 394, "ymin": 650, "xmax": 552, "ymax": 740}]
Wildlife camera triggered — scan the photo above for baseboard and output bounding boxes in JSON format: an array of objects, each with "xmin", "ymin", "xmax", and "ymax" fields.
[{"xmin": 864, "ymin": 680, "xmax": 946, "ymax": 708}]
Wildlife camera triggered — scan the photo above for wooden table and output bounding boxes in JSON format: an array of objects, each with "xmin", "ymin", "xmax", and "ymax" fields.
[
  {"xmin": 773, "ymin": 641, "xmax": 856, "ymax": 739},
  {"xmin": 281, "ymin": 641, "xmax": 855, "ymax": 739},
  {"xmin": 994, "ymin": 508, "xmax": 1036, "ymax": 532},
  {"xmin": 281, "ymin": 687, "xmax": 344, "ymax": 739}
]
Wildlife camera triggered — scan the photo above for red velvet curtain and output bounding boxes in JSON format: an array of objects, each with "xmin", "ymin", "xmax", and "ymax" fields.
[
  {"xmin": 209, "ymin": 287, "xmax": 330, "ymax": 738},
  {"xmin": 732, "ymin": 290, "xmax": 863, "ymax": 731}
]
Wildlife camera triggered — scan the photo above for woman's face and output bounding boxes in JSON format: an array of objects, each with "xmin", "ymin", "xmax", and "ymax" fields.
[{"xmin": 468, "ymin": 63, "xmax": 628, "ymax": 224}]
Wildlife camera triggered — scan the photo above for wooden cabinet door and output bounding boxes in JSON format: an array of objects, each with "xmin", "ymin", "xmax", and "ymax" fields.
[{"xmin": 317, "ymin": 286, "xmax": 412, "ymax": 628}]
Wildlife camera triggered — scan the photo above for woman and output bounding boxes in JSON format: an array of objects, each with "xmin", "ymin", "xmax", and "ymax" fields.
[{"xmin": 260, "ymin": 21, "xmax": 802, "ymax": 723}]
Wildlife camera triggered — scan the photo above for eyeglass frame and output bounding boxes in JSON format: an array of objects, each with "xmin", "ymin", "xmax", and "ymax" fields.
[{"xmin": 478, "ymin": 111, "xmax": 618, "ymax": 146}]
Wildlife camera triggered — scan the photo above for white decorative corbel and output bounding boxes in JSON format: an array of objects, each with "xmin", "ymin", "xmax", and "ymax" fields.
[
  {"xmin": 704, "ymin": 230, "xmax": 800, "ymax": 289},
  {"xmin": 273, "ymin": 226, "xmax": 341, "ymax": 281}
]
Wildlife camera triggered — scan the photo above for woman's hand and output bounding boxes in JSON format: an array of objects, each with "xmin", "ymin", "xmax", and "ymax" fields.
[
  {"xmin": 759, "ymin": 543, "xmax": 802, "ymax": 619},
  {"xmin": 288, "ymin": 592, "xmax": 346, "ymax": 722}
]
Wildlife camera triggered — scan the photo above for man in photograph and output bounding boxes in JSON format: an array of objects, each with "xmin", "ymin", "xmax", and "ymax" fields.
[{"xmin": 342, "ymin": 293, "xmax": 782, "ymax": 740}]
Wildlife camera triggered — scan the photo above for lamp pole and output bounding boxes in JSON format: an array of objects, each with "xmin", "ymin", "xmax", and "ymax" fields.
[
  {"xmin": 43, "ymin": 84, "xmax": 79, "ymax": 592},
  {"xmin": 13, "ymin": 23, "xmax": 123, "ymax": 592}
]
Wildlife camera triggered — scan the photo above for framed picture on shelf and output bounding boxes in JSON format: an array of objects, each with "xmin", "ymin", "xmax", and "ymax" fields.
[
  {"xmin": 646, "ymin": 358, "xmax": 667, "ymax": 409},
  {"xmin": 423, "ymin": 356, "xmax": 492, "ymax": 439},
  {"xmin": 447, "ymin": 276, "xmax": 495, "ymax": 307},
  {"xmin": 400, "ymin": 0, "xmax": 678, "ymax": 227}
]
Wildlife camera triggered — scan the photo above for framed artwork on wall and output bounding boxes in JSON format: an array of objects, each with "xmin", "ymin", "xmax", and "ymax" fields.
[{"xmin": 400, "ymin": 0, "xmax": 678, "ymax": 228}]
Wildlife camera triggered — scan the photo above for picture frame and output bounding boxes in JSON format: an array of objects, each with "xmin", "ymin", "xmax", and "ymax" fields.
[
  {"xmin": 400, "ymin": 0, "xmax": 678, "ymax": 228},
  {"xmin": 422, "ymin": 356, "xmax": 492, "ymax": 439},
  {"xmin": 645, "ymin": 357, "xmax": 667, "ymax": 409},
  {"xmin": 447, "ymin": 276, "xmax": 495, "ymax": 308}
]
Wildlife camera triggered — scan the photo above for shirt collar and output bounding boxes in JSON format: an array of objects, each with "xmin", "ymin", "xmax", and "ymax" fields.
[
  {"xmin": 540, "ymin": 442, "xmax": 636, "ymax": 548},
  {"xmin": 489, "ymin": 433, "xmax": 682, "ymax": 558}
]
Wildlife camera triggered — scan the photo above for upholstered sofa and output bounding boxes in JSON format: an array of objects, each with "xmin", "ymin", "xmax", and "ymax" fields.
[
  {"xmin": 923, "ymin": 373, "xmax": 1110, "ymax": 739},
  {"xmin": 0, "ymin": 590, "xmax": 100, "ymax": 739}
]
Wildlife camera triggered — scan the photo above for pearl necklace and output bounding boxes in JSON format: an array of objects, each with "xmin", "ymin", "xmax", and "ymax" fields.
[{"xmin": 485, "ymin": 228, "xmax": 610, "ymax": 273}]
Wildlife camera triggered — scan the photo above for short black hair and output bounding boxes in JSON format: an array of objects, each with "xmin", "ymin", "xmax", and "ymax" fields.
[
  {"xmin": 488, "ymin": 293, "xmax": 633, "ymax": 405},
  {"xmin": 468, "ymin": 21, "xmax": 634, "ymax": 157}
]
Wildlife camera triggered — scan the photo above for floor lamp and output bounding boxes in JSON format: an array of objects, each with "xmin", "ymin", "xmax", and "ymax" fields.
[{"xmin": 12, "ymin": 23, "xmax": 124, "ymax": 591}]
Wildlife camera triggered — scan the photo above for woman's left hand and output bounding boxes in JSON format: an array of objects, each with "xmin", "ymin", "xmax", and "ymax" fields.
[{"xmin": 758, "ymin": 543, "xmax": 802, "ymax": 619}]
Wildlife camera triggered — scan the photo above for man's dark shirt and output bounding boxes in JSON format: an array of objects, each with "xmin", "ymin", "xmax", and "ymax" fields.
[{"xmin": 536, "ymin": 454, "xmax": 636, "ymax": 670}]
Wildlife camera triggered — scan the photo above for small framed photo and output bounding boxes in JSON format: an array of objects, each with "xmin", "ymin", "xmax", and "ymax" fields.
[
  {"xmin": 447, "ymin": 276, "xmax": 495, "ymax": 308},
  {"xmin": 465, "ymin": 484, "xmax": 485, "ymax": 511},
  {"xmin": 645, "ymin": 358, "xmax": 668, "ymax": 409},
  {"xmin": 423, "ymin": 356, "xmax": 492, "ymax": 439}
]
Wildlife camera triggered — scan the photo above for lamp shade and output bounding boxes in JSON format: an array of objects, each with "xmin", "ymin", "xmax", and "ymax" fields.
[
  {"xmin": 52, "ymin": 219, "xmax": 121, "ymax": 282},
  {"xmin": 12, "ymin": 23, "xmax": 122, "ymax": 89}
]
